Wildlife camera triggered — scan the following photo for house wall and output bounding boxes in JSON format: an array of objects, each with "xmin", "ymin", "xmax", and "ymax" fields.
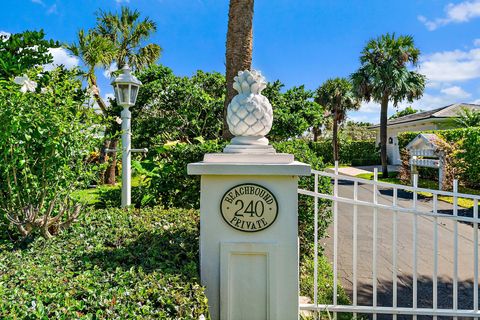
[{"xmin": 375, "ymin": 121, "xmax": 438, "ymax": 165}]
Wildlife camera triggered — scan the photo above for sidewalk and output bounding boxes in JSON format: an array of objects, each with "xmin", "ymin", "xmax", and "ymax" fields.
[{"xmin": 325, "ymin": 165, "xmax": 400, "ymax": 177}]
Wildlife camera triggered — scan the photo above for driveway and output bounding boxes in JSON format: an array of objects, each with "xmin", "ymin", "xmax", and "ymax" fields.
[{"xmin": 322, "ymin": 178, "xmax": 479, "ymax": 314}]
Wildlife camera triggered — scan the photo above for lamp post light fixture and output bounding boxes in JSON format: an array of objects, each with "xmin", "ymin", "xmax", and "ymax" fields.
[{"xmin": 110, "ymin": 64, "xmax": 146, "ymax": 207}]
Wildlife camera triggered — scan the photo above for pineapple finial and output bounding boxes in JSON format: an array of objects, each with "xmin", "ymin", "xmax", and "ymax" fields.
[{"xmin": 224, "ymin": 69, "xmax": 275, "ymax": 154}]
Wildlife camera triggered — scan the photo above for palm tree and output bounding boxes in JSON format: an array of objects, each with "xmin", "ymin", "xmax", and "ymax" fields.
[
  {"xmin": 224, "ymin": 0, "xmax": 254, "ymax": 139},
  {"xmin": 93, "ymin": 7, "xmax": 161, "ymax": 184},
  {"xmin": 315, "ymin": 78, "xmax": 360, "ymax": 162},
  {"xmin": 95, "ymin": 6, "xmax": 161, "ymax": 70},
  {"xmin": 66, "ymin": 29, "xmax": 115, "ymax": 115},
  {"xmin": 351, "ymin": 33, "xmax": 425, "ymax": 178},
  {"xmin": 69, "ymin": 7, "xmax": 161, "ymax": 185},
  {"xmin": 455, "ymin": 107, "xmax": 480, "ymax": 127}
]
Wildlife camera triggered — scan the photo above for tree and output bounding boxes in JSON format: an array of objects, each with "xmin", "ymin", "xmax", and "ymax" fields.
[
  {"xmin": 224, "ymin": 0, "xmax": 254, "ymax": 140},
  {"xmin": 342, "ymin": 121, "xmax": 376, "ymax": 141},
  {"xmin": 132, "ymin": 65, "xmax": 225, "ymax": 147},
  {"xmin": 0, "ymin": 67, "xmax": 101, "ymax": 239},
  {"xmin": 264, "ymin": 81, "xmax": 324, "ymax": 141},
  {"xmin": 351, "ymin": 33, "xmax": 425, "ymax": 177},
  {"xmin": 455, "ymin": 107, "xmax": 480, "ymax": 127},
  {"xmin": 0, "ymin": 30, "xmax": 59, "ymax": 80},
  {"xmin": 315, "ymin": 78, "xmax": 360, "ymax": 162},
  {"xmin": 95, "ymin": 6, "xmax": 161, "ymax": 70},
  {"xmin": 66, "ymin": 29, "xmax": 115, "ymax": 114},
  {"xmin": 389, "ymin": 106, "xmax": 420, "ymax": 120},
  {"xmin": 69, "ymin": 7, "xmax": 161, "ymax": 185}
]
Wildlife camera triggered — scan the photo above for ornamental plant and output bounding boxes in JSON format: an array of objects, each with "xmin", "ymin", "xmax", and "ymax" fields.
[{"xmin": 0, "ymin": 67, "xmax": 102, "ymax": 239}]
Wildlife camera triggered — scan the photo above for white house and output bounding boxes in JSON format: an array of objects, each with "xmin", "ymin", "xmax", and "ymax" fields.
[{"xmin": 369, "ymin": 103, "xmax": 480, "ymax": 165}]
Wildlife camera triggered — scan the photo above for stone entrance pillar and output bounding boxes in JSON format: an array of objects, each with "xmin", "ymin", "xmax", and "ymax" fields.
[{"xmin": 188, "ymin": 70, "xmax": 310, "ymax": 320}]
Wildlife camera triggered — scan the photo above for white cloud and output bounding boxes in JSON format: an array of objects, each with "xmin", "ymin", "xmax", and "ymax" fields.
[
  {"xmin": 115, "ymin": 0, "xmax": 130, "ymax": 3},
  {"xmin": 103, "ymin": 63, "xmax": 117, "ymax": 79},
  {"xmin": 31, "ymin": 0, "xmax": 45, "ymax": 5},
  {"xmin": 440, "ymin": 85, "xmax": 471, "ymax": 98},
  {"xmin": 347, "ymin": 113, "xmax": 379, "ymax": 124},
  {"xmin": 0, "ymin": 31, "xmax": 10, "ymax": 40},
  {"xmin": 418, "ymin": 0, "xmax": 480, "ymax": 30},
  {"xmin": 419, "ymin": 48, "xmax": 480, "ymax": 83},
  {"xmin": 359, "ymin": 101, "xmax": 380, "ymax": 113},
  {"xmin": 474, "ymin": 39, "xmax": 480, "ymax": 46},
  {"xmin": 47, "ymin": 4, "xmax": 58, "ymax": 15},
  {"xmin": 353, "ymin": 85, "xmax": 474, "ymax": 123},
  {"xmin": 43, "ymin": 47, "xmax": 79, "ymax": 71}
]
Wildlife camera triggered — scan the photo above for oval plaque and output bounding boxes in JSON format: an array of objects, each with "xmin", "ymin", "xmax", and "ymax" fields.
[{"xmin": 220, "ymin": 183, "xmax": 278, "ymax": 232}]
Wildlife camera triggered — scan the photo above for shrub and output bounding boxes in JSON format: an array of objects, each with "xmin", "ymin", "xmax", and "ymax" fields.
[
  {"xmin": 0, "ymin": 68, "xmax": 101, "ymax": 239},
  {"xmin": 398, "ymin": 128, "xmax": 480, "ymax": 188},
  {"xmin": 309, "ymin": 140, "xmax": 379, "ymax": 165},
  {"xmin": 0, "ymin": 206, "xmax": 209, "ymax": 319}
]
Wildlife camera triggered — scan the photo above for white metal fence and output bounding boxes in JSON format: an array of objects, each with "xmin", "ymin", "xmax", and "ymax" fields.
[{"xmin": 298, "ymin": 165, "xmax": 480, "ymax": 319}]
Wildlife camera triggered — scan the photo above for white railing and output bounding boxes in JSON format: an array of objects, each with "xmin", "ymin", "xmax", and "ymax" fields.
[{"xmin": 298, "ymin": 164, "xmax": 480, "ymax": 318}]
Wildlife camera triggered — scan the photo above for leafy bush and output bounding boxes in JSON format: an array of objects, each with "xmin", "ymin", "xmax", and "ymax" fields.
[
  {"xmin": 0, "ymin": 206, "xmax": 209, "ymax": 319},
  {"xmin": 132, "ymin": 65, "xmax": 327, "ymax": 147},
  {"xmin": 265, "ymin": 81, "xmax": 324, "ymax": 142},
  {"xmin": 133, "ymin": 66, "xmax": 225, "ymax": 147},
  {"xmin": 398, "ymin": 128, "xmax": 480, "ymax": 188},
  {"xmin": 309, "ymin": 140, "xmax": 379, "ymax": 165},
  {"xmin": 0, "ymin": 67, "xmax": 101, "ymax": 239}
]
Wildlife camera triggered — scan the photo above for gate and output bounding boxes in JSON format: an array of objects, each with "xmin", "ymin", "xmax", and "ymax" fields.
[{"xmin": 298, "ymin": 165, "xmax": 480, "ymax": 319}]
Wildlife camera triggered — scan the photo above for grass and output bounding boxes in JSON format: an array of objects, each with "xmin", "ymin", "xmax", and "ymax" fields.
[
  {"xmin": 300, "ymin": 253, "xmax": 353, "ymax": 320},
  {"xmin": 355, "ymin": 172, "xmax": 480, "ymax": 208},
  {"xmin": 71, "ymin": 175, "xmax": 145, "ymax": 205}
]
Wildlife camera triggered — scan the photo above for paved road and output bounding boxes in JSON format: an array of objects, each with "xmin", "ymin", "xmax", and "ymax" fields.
[{"xmin": 322, "ymin": 178, "xmax": 479, "ymax": 317}]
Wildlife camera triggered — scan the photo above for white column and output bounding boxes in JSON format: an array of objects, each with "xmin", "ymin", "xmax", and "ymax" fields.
[
  {"xmin": 121, "ymin": 106, "xmax": 131, "ymax": 207},
  {"xmin": 188, "ymin": 153, "xmax": 310, "ymax": 320}
]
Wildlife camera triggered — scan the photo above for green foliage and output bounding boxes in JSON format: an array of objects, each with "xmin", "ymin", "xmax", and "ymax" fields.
[
  {"xmin": 315, "ymin": 78, "xmax": 361, "ymax": 161},
  {"xmin": 341, "ymin": 121, "xmax": 376, "ymax": 141},
  {"xmin": 398, "ymin": 128, "xmax": 480, "ymax": 188},
  {"xmin": 95, "ymin": 6, "xmax": 162, "ymax": 70},
  {"xmin": 265, "ymin": 81, "xmax": 325, "ymax": 141},
  {"xmin": 0, "ymin": 206, "xmax": 209, "ymax": 319},
  {"xmin": 455, "ymin": 107, "xmax": 480, "ymax": 127},
  {"xmin": 132, "ymin": 66, "xmax": 325, "ymax": 147},
  {"xmin": 0, "ymin": 30, "xmax": 60, "ymax": 80},
  {"xmin": 273, "ymin": 140, "xmax": 331, "ymax": 257},
  {"xmin": 309, "ymin": 140, "xmax": 379, "ymax": 165},
  {"xmin": 133, "ymin": 65, "xmax": 225, "ymax": 146},
  {"xmin": 111, "ymin": 140, "xmax": 225, "ymax": 209},
  {"xmin": 315, "ymin": 78, "xmax": 360, "ymax": 116},
  {"xmin": 351, "ymin": 33, "xmax": 425, "ymax": 175},
  {"xmin": 389, "ymin": 106, "xmax": 420, "ymax": 120},
  {"xmin": 351, "ymin": 33, "xmax": 426, "ymax": 106},
  {"xmin": 66, "ymin": 29, "xmax": 116, "ymax": 82},
  {"xmin": 0, "ymin": 67, "xmax": 101, "ymax": 239}
]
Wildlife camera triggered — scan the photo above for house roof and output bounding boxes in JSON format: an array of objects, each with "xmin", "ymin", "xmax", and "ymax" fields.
[{"xmin": 369, "ymin": 103, "xmax": 480, "ymax": 129}]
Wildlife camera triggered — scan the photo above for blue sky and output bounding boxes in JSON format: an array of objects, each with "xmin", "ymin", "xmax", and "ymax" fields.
[{"xmin": 2, "ymin": 0, "xmax": 480, "ymax": 123}]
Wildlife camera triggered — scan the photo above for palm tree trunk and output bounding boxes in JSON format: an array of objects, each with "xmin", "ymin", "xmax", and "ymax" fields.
[
  {"xmin": 99, "ymin": 136, "xmax": 110, "ymax": 184},
  {"xmin": 89, "ymin": 73, "xmax": 108, "ymax": 116},
  {"xmin": 380, "ymin": 95, "xmax": 389, "ymax": 178},
  {"xmin": 332, "ymin": 110, "xmax": 339, "ymax": 163},
  {"xmin": 223, "ymin": 0, "xmax": 254, "ymax": 140},
  {"xmin": 105, "ymin": 139, "xmax": 118, "ymax": 185},
  {"xmin": 312, "ymin": 127, "xmax": 319, "ymax": 142}
]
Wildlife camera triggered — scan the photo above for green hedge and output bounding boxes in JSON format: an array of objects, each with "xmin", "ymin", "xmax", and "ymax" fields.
[
  {"xmin": 0, "ymin": 206, "xmax": 209, "ymax": 319},
  {"xmin": 309, "ymin": 140, "xmax": 379, "ymax": 166},
  {"xmin": 398, "ymin": 128, "xmax": 480, "ymax": 188}
]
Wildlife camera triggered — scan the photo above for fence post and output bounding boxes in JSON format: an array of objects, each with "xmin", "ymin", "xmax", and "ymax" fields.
[{"xmin": 188, "ymin": 70, "xmax": 310, "ymax": 320}]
